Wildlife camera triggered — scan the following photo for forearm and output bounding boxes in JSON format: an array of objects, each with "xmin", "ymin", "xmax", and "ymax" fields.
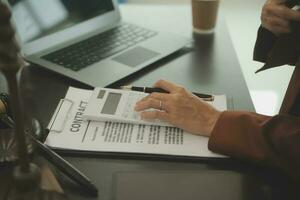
[
  {"xmin": 208, "ymin": 111, "xmax": 274, "ymax": 163},
  {"xmin": 208, "ymin": 111, "xmax": 300, "ymax": 180}
]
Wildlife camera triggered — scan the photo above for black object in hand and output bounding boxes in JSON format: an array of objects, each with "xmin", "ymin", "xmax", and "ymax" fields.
[{"xmin": 286, "ymin": 0, "xmax": 300, "ymax": 7}]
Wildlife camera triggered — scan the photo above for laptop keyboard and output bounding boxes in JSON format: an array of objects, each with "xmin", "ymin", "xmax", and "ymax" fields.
[{"xmin": 41, "ymin": 23, "xmax": 157, "ymax": 71}]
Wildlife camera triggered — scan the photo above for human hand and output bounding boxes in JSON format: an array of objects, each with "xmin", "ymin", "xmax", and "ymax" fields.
[
  {"xmin": 134, "ymin": 80, "xmax": 221, "ymax": 136},
  {"xmin": 261, "ymin": 0, "xmax": 300, "ymax": 35},
  {"xmin": 0, "ymin": 3, "xmax": 23, "ymax": 73}
]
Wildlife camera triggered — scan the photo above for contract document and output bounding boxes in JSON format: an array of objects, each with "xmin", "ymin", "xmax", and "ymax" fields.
[{"xmin": 46, "ymin": 87, "xmax": 227, "ymax": 158}]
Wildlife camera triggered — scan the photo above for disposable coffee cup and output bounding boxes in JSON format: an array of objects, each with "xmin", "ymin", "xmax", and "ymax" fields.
[{"xmin": 191, "ymin": 0, "xmax": 220, "ymax": 34}]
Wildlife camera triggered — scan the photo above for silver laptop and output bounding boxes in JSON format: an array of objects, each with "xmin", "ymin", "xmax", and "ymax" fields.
[{"xmin": 7, "ymin": 0, "xmax": 187, "ymax": 87}]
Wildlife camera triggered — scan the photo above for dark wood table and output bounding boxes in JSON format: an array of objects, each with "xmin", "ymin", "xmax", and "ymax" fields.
[{"xmin": 0, "ymin": 5, "xmax": 294, "ymax": 200}]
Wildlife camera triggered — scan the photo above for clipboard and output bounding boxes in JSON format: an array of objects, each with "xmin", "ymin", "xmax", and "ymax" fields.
[{"xmin": 46, "ymin": 87, "xmax": 228, "ymax": 161}]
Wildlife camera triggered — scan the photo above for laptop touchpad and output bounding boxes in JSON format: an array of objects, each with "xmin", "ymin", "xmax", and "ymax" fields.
[{"xmin": 112, "ymin": 46, "xmax": 160, "ymax": 67}]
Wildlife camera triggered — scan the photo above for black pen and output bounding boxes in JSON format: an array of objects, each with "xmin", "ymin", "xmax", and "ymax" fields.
[
  {"xmin": 30, "ymin": 135, "xmax": 98, "ymax": 196},
  {"xmin": 120, "ymin": 85, "xmax": 214, "ymax": 101}
]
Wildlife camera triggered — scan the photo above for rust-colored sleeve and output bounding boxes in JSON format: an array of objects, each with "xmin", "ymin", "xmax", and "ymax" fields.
[{"xmin": 208, "ymin": 111, "xmax": 300, "ymax": 180}]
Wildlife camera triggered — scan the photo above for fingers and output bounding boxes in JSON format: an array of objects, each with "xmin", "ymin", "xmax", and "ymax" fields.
[
  {"xmin": 262, "ymin": 16, "xmax": 291, "ymax": 33},
  {"xmin": 136, "ymin": 80, "xmax": 189, "ymax": 112},
  {"xmin": 135, "ymin": 92, "xmax": 172, "ymax": 123},
  {"xmin": 135, "ymin": 98, "xmax": 171, "ymax": 112},
  {"xmin": 262, "ymin": 13, "xmax": 290, "ymax": 27},
  {"xmin": 135, "ymin": 93, "xmax": 170, "ymax": 111},
  {"xmin": 285, "ymin": 9, "xmax": 300, "ymax": 22},
  {"xmin": 135, "ymin": 98, "xmax": 161, "ymax": 111},
  {"xmin": 261, "ymin": 1, "xmax": 300, "ymax": 34},
  {"xmin": 273, "ymin": 4, "xmax": 300, "ymax": 21},
  {"xmin": 138, "ymin": 92, "xmax": 169, "ymax": 102},
  {"xmin": 262, "ymin": 3, "xmax": 290, "ymax": 34},
  {"xmin": 140, "ymin": 110, "xmax": 170, "ymax": 122},
  {"xmin": 153, "ymin": 79, "xmax": 183, "ymax": 93}
]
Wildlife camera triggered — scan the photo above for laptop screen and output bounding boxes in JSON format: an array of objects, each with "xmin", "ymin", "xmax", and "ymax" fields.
[{"xmin": 8, "ymin": 0, "xmax": 114, "ymax": 43}]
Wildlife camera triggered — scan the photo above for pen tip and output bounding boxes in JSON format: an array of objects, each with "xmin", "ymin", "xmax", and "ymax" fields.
[{"xmin": 120, "ymin": 85, "xmax": 132, "ymax": 90}]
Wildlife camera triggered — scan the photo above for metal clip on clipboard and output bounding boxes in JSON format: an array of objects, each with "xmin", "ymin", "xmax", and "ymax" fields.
[{"xmin": 48, "ymin": 99, "xmax": 74, "ymax": 133}]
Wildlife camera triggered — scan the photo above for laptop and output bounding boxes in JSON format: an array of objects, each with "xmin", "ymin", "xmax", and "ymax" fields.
[{"xmin": 7, "ymin": 0, "xmax": 187, "ymax": 87}]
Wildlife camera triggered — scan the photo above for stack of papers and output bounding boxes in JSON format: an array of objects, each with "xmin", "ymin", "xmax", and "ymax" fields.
[{"xmin": 46, "ymin": 87, "xmax": 227, "ymax": 159}]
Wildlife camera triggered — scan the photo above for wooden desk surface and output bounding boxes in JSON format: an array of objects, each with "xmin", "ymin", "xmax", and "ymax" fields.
[{"xmin": 0, "ymin": 4, "xmax": 292, "ymax": 200}]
